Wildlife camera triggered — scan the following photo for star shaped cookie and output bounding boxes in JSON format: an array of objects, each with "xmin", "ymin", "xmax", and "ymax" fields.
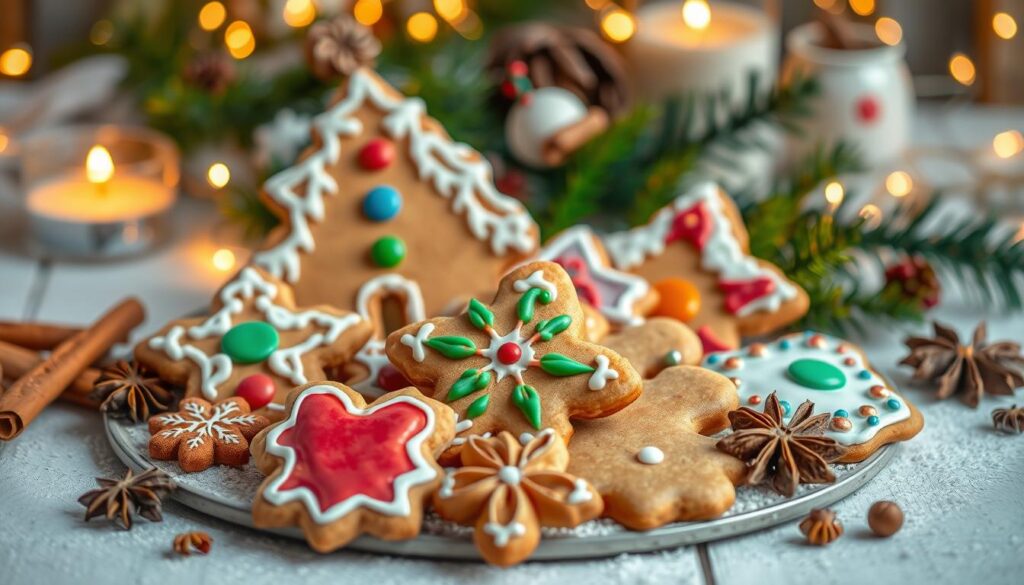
[
  {"xmin": 385, "ymin": 261, "xmax": 643, "ymax": 450},
  {"xmin": 250, "ymin": 382, "xmax": 455, "ymax": 553},
  {"xmin": 148, "ymin": 397, "xmax": 269, "ymax": 473},
  {"xmin": 136, "ymin": 267, "xmax": 373, "ymax": 420},
  {"xmin": 568, "ymin": 366, "xmax": 746, "ymax": 530}
]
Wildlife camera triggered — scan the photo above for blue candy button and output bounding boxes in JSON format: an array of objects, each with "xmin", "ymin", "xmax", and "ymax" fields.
[{"xmin": 363, "ymin": 186, "xmax": 402, "ymax": 221}]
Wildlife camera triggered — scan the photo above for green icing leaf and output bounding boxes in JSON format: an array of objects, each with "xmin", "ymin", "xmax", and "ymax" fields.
[
  {"xmin": 511, "ymin": 384, "xmax": 542, "ymax": 429},
  {"xmin": 466, "ymin": 394, "xmax": 490, "ymax": 418},
  {"xmin": 539, "ymin": 353, "xmax": 595, "ymax": 376},
  {"xmin": 425, "ymin": 336, "xmax": 478, "ymax": 359},
  {"xmin": 446, "ymin": 368, "xmax": 493, "ymax": 402},
  {"xmin": 535, "ymin": 315, "xmax": 572, "ymax": 342},
  {"xmin": 467, "ymin": 298, "xmax": 494, "ymax": 330},
  {"xmin": 517, "ymin": 288, "xmax": 553, "ymax": 323}
]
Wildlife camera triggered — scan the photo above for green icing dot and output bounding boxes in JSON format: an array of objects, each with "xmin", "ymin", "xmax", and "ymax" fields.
[
  {"xmin": 221, "ymin": 321, "xmax": 279, "ymax": 364},
  {"xmin": 786, "ymin": 358, "xmax": 846, "ymax": 390},
  {"xmin": 371, "ymin": 236, "xmax": 406, "ymax": 268}
]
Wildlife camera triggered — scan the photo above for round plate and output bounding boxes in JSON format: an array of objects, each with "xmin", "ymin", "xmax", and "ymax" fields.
[{"xmin": 104, "ymin": 414, "xmax": 894, "ymax": 560}]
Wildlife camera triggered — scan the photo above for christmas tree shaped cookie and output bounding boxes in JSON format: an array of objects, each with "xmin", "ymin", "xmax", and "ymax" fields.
[
  {"xmin": 252, "ymin": 68, "xmax": 539, "ymax": 394},
  {"xmin": 604, "ymin": 181, "xmax": 809, "ymax": 352},
  {"xmin": 385, "ymin": 261, "xmax": 643, "ymax": 450},
  {"xmin": 136, "ymin": 267, "xmax": 372, "ymax": 420}
]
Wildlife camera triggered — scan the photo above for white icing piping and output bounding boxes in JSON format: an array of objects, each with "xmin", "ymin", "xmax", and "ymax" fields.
[
  {"xmin": 351, "ymin": 275, "xmax": 426, "ymax": 397},
  {"xmin": 512, "ymin": 270, "xmax": 558, "ymax": 300}
]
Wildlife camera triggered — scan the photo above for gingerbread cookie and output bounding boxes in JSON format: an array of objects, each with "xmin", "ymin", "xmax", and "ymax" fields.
[
  {"xmin": 568, "ymin": 366, "xmax": 745, "ymax": 529},
  {"xmin": 433, "ymin": 431, "xmax": 602, "ymax": 567},
  {"xmin": 535, "ymin": 225, "xmax": 658, "ymax": 329},
  {"xmin": 701, "ymin": 331, "xmax": 924, "ymax": 462},
  {"xmin": 385, "ymin": 261, "xmax": 643, "ymax": 450},
  {"xmin": 250, "ymin": 382, "xmax": 454, "ymax": 552},
  {"xmin": 251, "ymin": 68, "xmax": 539, "ymax": 393},
  {"xmin": 603, "ymin": 181, "xmax": 809, "ymax": 352},
  {"xmin": 149, "ymin": 397, "xmax": 270, "ymax": 473},
  {"xmin": 602, "ymin": 317, "xmax": 703, "ymax": 378},
  {"xmin": 136, "ymin": 267, "xmax": 372, "ymax": 420}
]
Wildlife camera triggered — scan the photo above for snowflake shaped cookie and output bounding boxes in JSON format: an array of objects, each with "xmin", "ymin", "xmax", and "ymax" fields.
[
  {"xmin": 385, "ymin": 261, "xmax": 643, "ymax": 452},
  {"xmin": 136, "ymin": 267, "xmax": 373, "ymax": 419},
  {"xmin": 148, "ymin": 397, "xmax": 270, "ymax": 473}
]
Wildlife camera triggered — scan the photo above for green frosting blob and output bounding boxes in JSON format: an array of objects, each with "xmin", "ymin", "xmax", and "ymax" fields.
[
  {"xmin": 221, "ymin": 321, "xmax": 279, "ymax": 364},
  {"xmin": 786, "ymin": 358, "xmax": 846, "ymax": 390}
]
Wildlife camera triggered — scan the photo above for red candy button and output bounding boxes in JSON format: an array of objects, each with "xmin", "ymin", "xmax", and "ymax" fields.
[
  {"xmin": 497, "ymin": 342, "xmax": 522, "ymax": 365},
  {"xmin": 235, "ymin": 374, "xmax": 276, "ymax": 410},
  {"xmin": 376, "ymin": 364, "xmax": 411, "ymax": 392},
  {"xmin": 359, "ymin": 138, "xmax": 395, "ymax": 170}
]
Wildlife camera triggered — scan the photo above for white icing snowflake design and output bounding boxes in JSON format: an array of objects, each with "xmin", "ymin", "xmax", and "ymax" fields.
[{"xmin": 156, "ymin": 401, "xmax": 263, "ymax": 450}]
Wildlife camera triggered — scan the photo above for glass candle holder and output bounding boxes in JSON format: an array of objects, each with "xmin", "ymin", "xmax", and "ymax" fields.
[{"xmin": 19, "ymin": 125, "xmax": 180, "ymax": 260}]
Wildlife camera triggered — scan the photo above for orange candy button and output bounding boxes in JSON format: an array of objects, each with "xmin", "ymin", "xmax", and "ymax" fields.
[{"xmin": 652, "ymin": 278, "xmax": 701, "ymax": 322}]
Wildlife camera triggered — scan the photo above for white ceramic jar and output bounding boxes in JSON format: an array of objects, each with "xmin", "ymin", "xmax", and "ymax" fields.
[{"xmin": 783, "ymin": 22, "xmax": 914, "ymax": 168}]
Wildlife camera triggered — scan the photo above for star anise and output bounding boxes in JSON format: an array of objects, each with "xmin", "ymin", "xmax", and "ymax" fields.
[
  {"xmin": 992, "ymin": 405, "xmax": 1024, "ymax": 434},
  {"xmin": 173, "ymin": 531, "xmax": 213, "ymax": 555},
  {"xmin": 716, "ymin": 392, "xmax": 847, "ymax": 497},
  {"xmin": 305, "ymin": 15, "xmax": 381, "ymax": 80},
  {"xmin": 78, "ymin": 467, "xmax": 176, "ymax": 530},
  {"xmin": 90, "ymin": 360, "xmax": 176, "ymax": 423},
  {"xmin": 901, "ymin": 322, "xmax": 1024, "ymax": 408}
]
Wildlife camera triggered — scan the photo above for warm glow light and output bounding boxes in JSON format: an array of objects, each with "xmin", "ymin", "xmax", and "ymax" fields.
[
  {"xmin": 434, "ymin": 0, "xmax": 466, "ymax": 22},
  {"xmin": 452, "ymin": 10, "xmax": 484, "ymax": 40},
  {"xmin": 824, "ymin": 181, "xmax": 845, "ymax": 206},
  {"xmin": 353, "ymin": 0, "xmax": 383, "ymax": 26},
  {"xmin": 885, "ymin": 171, "xmax": 913, "ymax": 197},
  {"xmin": 0, "ymin": 131, "xmax": 8, "ymax": 154},
  {"xmin": 585, "ymin": 0, "xmax": 610, "ymax": 9},
  {"xmin": 993, "ymin": 130, "xmax": 1024, "ymax": 159},
  {"xmin": 283, "ymin": 0, "xmax": 317, "ymax": 28},
  {"xmin": 207, "ymin": 163, "xmax": 231, "ymax": 189},
  {"xmin": 212, "ymin": 248, "xmax": 237, "ymax": 272},
  {"xmin": 813, "ymin": 0, "xmax": 838, "ymax": 9},
  {"xmin": 682, "ymin": 0, "xmax": 712, "ymax": 31},
  {"xmin": 225, "ymin": 21, "xmax": 256, "ymax": 59},
  {"xmin": 849, "ymin": 0, "xmax": 875, "ymax": 16},
  {"xmin": 0, "ymin": 46, "xmax": 32, "ymax": 77},
  {"xmin": 86, "ymin": 146, "xmax": 115, "ymax": 185},
  {"xmin": 199, "ymin": 2, "xmax": 227, "ymax": 31},
  {"xmin": 407, "ymin": 12, "xmax": 439, "ymax": 43},
  {"xmin": 90, "ymin": 20, "xmax": 115, "ymax": 46},
  {"xmin": 993, "ymin": 12, "xmax": 1018, "ymax": 40},
  {"xmin": 859, "ymin": 203, "xmax": 883, "ymax": 226},
  {"xmin": 875, "ymin": 17, "xmax": 902, "ymax": 46},
  {"xmin": 600, "ymin": 9, "xmax": 636, "ymax": 43},
  {"xmin": 949, "ymin": 53, "xmax": 976, "ymax": 86}
]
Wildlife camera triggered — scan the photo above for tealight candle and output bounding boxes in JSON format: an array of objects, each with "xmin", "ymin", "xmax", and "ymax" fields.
[
  {"xmin": 20, "ymin": 126, "xmax": 179, "ymax": 259},
  {"xmin": 625, "ymin": 0, "xmax": 779, "ymax": 103}
]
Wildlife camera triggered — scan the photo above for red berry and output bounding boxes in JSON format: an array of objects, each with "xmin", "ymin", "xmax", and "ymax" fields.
[
  {"xmin": 358, "ymin": 138, "xmax": 395, "ymax": 170},
  {"xmin": 508, "ymin": 60, "xmax": 528, "ymax": 77},
  {"xmin": 496, "ymin": 342, "xmax": 522, "ymax": 365},
  {"xmin": 235, "ymin": 374, "xmax": 276, "ymax": 410},
  {"xmin": 376, "ymin": 364, "xmax": 411, "ymax": 392},
  {"xmin": 856, "ymin": 96, "xmax": 881, "ymax": 123}
]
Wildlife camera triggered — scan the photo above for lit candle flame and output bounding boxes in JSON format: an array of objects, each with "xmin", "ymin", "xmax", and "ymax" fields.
[
  {"xmin": 682, "ymin": 0, "xmax": 711, "ymax": 31},
  {"xmin": 86, "ymin": 146, "xmax": 114, "ymax": 185},
  {"xmin": 212, "ymin": 248, "xmax": 237, "ymax": 272}
]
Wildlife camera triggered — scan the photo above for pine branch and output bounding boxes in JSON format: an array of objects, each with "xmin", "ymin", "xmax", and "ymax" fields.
[{"xmin": 220, "ymin": 186, "xmax": 280, "ymax": 241}]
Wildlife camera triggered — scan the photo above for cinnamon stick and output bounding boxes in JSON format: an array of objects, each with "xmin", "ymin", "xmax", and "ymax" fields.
[
  {"xmin": 0, "ymin": 321, "xmax": 84, "ymax": 350},
  {"xmin": 542, "ymin": 107, "xmax": 609, "ymax": 167},
  {"xmin": 0, "ymin": 298, "xmax": 145, "ymax": 440},
  {"xmin": 0, "ymin": 340, "xmax": 102, "ymax": 408}
]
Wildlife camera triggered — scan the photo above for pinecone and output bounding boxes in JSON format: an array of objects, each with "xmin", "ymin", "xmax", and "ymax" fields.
[
  {"xmin": 487, "ymin": 22, "xmax": 632, "ymax": 117},
  {"xmin": 884, "ymin": 256, "xmax": 940, "ymax": 309},
  {"xmin": 305, "ymin": 15, "xmax": 381, "ymax": 81},
  {"xmin": 184, "ymin": 53, "xmax": 236, "ymax": 95}
]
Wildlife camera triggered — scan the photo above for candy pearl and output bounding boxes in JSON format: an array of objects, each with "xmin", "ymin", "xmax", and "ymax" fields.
[
  {"xmin": 651, "ymin": 277, "xmax": 702, "ymax": 323},
  {"xmin": 496, "ymin": 342, "xmax": 522, "ymax": 365},
  {"xmin": 857, "ymin": 370, "xmax": 872, "ymax": 380},
  {"xmin": 831, "ymin": 417, "xmax": 853, "ymax": 432},
  {"xmin": 747, "ymin": 343, "xmax": 767, "ymax": 357},
  {"xmin": 869, "ymin": 385, "xmax": 890, "ymax": 399},
  {"xmin": 730, "ymin": 377, "xmax": 742, "ymax": 388},
  {"xmin": 234, "ymin": 374, "xmax": 276, "ymax": 410},
  {"xmin": 779, "ymin": 339, "xmax": 793, "ymax": 350},
  {"xmin": 836, "ymin": 344, "xmax": 848, "ymax": 354},
  {"xmin": 886, "ymin": 398, "xmax": 902, "ymax": 411},
  {"xmin": 843, "ymin": 357, "xmax": 857, "ymax": 366},
  {"xmin": 362, "ymin": 185, "xmax": 402, "ymax": 222},
  {"xmin": 806, "ymin": 334, "xmax": 827, "ymax": 349},
  {"xmin": 834, "ymin": 409, "xmax": 849, "ymax": 418},
  {"xmin": 376, "ymin": 364, "xmax": 410, "ymax": 392},
  {"xmin": 747, "ymin": 395, "xmax": 761, "ymax": 405},
  {"xmin": 664, "ymin": 350, "xmax": 683, "ymax": 367},
  {"xmin": 723, "ymin": 357, "xmax": 743, "ymax": 370},
  {"xmin": 358, "ymin": 138, "xmax": 395, "ymax": 170},
  {"xmin": 370, "ymin": 236, "xmax": 406, "ymax": 268},
  {"xmin": 706, "ymin": 354, "xmax": 721, "ymax": 365},
  {"xmin": 221, "ymin": 321, "xmax": 279, "ymax": 364},
  {"xmin": 497, "ymin": 465, "xmax": 522, "ymax": 486},
  {"xmin": 867, "ymin": 415, "xmax": 881, "ymax": 426},
  {"xmin": 779, "ymin": 400, "xmax": 792, "ymax": 416},
  {"xmin": 859, "ymin": 405, "xmax": 878, "ymax": 417}
]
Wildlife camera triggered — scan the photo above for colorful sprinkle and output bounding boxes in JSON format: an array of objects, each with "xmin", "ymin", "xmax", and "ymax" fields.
[
  {"xmin": 747, "ymin": 343, "xmax": 767, "ymax": 357},
  {"xmin": 370, "ymin": 235, "xmax": 406, "ymax": 268},
  {"xmin": 723, "ymin": 356, "xmax": 743, "ymax": 370},
  {"xmin": 834, "ymin": 409, "xmax": 849, "ymax": 418},
  {"xmin": 867, "ymin": 415, "xmax": 880, "ymax": 426},
  {"xmin": 706, "ymin": 354, "xmax": 721, "ymax": 365},
  {"xmin": 859, "ymin": 405, "xmax": 878, "ymax": 417},
  {"xmin": 779, "ymin": 400, "xmax": 792, "ymax": 416},
  {"xmin": 806, "ymin": 334, "xmax": 827, "ymax": 349},
  {"xmin": 358, "ymin": 138, "xmax": 395, "ymax": 170},
  {"xmin": 869, "ymin": 385, "xmax": 890, "ymax": 399},
  {"xmin": 234, "ymin": 374, "xmax": 276, "ymax": 410},
  {"xmin": 651, "ymin": 278, "xmax": 702, "ymax": 323},
  {"xmin": 362, "ymin": 185, "xmax": 402, "ymax": 222},
  {"xmin": 831, "ymin": 417, "xmax": 853, "ymax": 432},
  {"xmin": 886, "ymin": 398, "xmax": 902, "ymax": 411},
  {"xmin": 747, "ymin": 395, "xmax": 761, "ymax": 405},
  {"xmin": 496, "ymin": 342, "xmax": 523, "ymax": 365},
  {"xmin": 664, "ymin": 350, "xmax": 683, "ymax": 367},
  {"xmin": 836, "ymin": 344, "xmax": 848, "ymax": 354},
  {"xmin": 221, "ymin": 321, "xmax": 279, "ymax": 364},
  {"xmin": 730, "ymin": 377, "xmax": 743, "ymax": 388},
  {"xmin": 843, "ymin": 357, "xmax": 857, "ymax": 366},
  {"xmin": 779, "ymin": 339, "xmax": 793, "ymax": 350},
  {"xmin": 787, "ymin": 358, "xmax": 846, "ymax": 390},
  {"xmin": 857, "ymin": 370, "xmax": 872, "ymax": 380}
]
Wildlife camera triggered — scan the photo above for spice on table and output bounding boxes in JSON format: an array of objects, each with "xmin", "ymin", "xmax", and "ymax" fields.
[
  {"xmin": 0, "ymin": 340, "xmax": 101, "ymax": 408},
  {"xmin": 90, "ymin": 360, "xmax": 176, "ymax": 423},
  {"xmin": 78, "ymin": 467, "xmax": 175, "ymax": 530},
  {"xmin": 799, "ymin": 508, "xmax": 843, "ymax": 546},
  {"xmin": 716, "ymin": 391, "xmax": 847, "ymax": 497},
  {"xmin": 991, "ymin": 405, "xmax": 1024, "ymax": 434},
  {"xmin": 900, "ymin": 321, "xmax": 1024, "ymax": 408},
  {"xmin": 0, "ymin": 320, "xmax": 83, "ymax": 350},
  {"xmin": 173, "ymin": 531, "xmax": 213, "ymax": 556},
  {"xmin": 867, "ymin": 500, "xmax": 904, "ymax": 537}
]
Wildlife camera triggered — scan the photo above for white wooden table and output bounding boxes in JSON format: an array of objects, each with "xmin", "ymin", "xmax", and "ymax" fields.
[{"xmin": 1, "ymin": 104, "xmax": 1022, "ymax": 585}]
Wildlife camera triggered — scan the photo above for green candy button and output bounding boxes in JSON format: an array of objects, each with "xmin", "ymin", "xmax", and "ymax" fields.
[
  {"xmin": 787, "ymin": 358, "xmax": 846, "ymax": 390},
  {"xmin": 221, "ymin": 321, "xmax": 279, "ymax": 364},
  {"xmin": 371, "ymin": 235, "xmax": 406, "ymax": 268}
]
